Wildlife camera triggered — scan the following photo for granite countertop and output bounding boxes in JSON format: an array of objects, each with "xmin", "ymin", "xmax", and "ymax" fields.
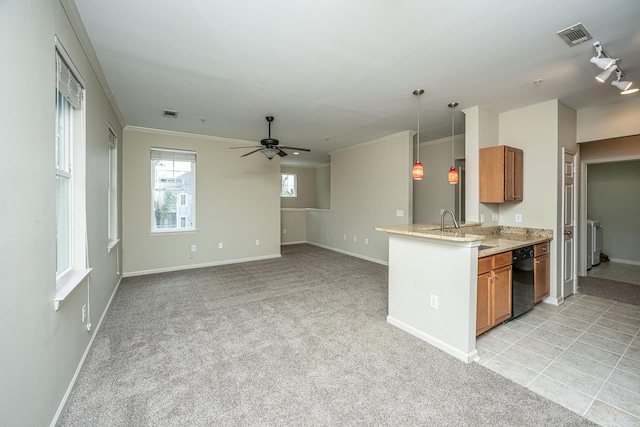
[{"xmin": 374, "ymin": 223, "xmax": 553, "ymax": 257}]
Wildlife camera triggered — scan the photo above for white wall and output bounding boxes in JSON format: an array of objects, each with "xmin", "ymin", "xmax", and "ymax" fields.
[
  {"xmin": 122, "ymin": 128, "xmax": 281, "ymax": 275},
  {"xmin": 281, "ymin": 209, "xmax": 307, "ymax": 244},
  {"xmin": 413, "ymin": 135, "xmax": 463, "ymax": 224},
  {"xmin": 0, "ymin": 1, "xmax": 123, "ymax": 425},
  {"xmin": 307, "ymin": 131, "xmax": 413, "ymax": 263},
  {"xmin": 280, "ymin": 166, "xmax": 317, "ymax": 209},
  {"xmin": 315, "ymin": 164, "xmax": 331, "ymax": 209},
  {"xmin": 577, "ymin": 96, "xmax": 640, "ymax": 142}
]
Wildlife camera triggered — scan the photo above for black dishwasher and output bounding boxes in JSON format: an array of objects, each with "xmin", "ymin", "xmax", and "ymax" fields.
[{"xmin": 508, "ymin": 246, "xmax": 535, "ymax": 321}]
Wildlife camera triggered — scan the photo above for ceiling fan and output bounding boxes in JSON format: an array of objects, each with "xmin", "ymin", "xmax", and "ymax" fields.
[{"xmin": 230, "ymin": 116, "xmax": 310, "ymax": 160}]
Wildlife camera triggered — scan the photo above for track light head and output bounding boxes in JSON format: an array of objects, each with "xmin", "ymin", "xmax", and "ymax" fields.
[
  {"xmin": 590, "ymin": 41, "xmax": 616, "ymax": 70},
  {"xmin": 596, "ymin": 65, "xmax": 618, "ymax": 83},
  {"xmin": 611, "ymin": 70, "xmax": 633, "ymax": 91}
]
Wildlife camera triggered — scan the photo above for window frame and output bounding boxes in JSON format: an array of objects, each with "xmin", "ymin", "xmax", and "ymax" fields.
[
  {"xmin": 281, "ymin": 173, "xmax": 297, "ymax": 198},
  {"xmin": 54, "ymin": 36, "xmax": 91, "ymax": 310},
  {"xmin": 107, "ymin": 124, "xmax": 119, "ymax": 252},
  {"xmin": 150, "ymin": 147, "xmax": 197, "ymax": 233}
]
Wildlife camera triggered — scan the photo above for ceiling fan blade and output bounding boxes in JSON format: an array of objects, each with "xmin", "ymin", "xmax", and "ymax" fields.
[
  {"xmin": 230, "ymin": 146, "xmax": 261, "ymax": 149},
  {"xmin": 279, "ymin": 146, "xmax": 311, "ymax": 152},
  {"xmin": 277, "ymin": 149, "xmax": 288, "ymax": 157},
  {"xmin": 240, "ymin": 148, "xmax": 263, "ymax": 157}
]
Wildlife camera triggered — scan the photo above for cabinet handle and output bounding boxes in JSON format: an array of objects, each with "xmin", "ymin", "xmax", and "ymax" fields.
[
  {"xmin": 542, "ymin": 247, "xmax": 547, "ymax": 252},
  {"xmin": 494, "ymin": 274, "xmax": 499, "ymax": 278},
  {"xmin": 536, "ymin": 261, "xmax": 540, "ymax": 265}
]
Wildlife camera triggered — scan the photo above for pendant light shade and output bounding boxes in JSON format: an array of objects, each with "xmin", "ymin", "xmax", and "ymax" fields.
[
  {"xmin": 448, "ymin": 166, "xmax": 458, "ymax": 184},
  {"xmin": 447, "ymin": 102, "xmax": 459, "ymax": 185},
  {"xmin": 413, "ymin": 161, "xmax": 424, "ymax": 180},
  {"xmin": 412, "ymin": 89, "xmax": 424, "ymax": 181}
]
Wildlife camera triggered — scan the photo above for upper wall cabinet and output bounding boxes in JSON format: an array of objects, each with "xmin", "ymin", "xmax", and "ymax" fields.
[{"xmin": 480, "ymin": 145, "xmax": 523, "ymax": 203}]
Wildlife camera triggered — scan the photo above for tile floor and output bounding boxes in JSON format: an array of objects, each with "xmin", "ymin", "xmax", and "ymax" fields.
[
  {"xmin": 587, "ymin": 261, "xmax": 640, "ymax": 286},
  {"xmin": 476, "ymin": 265, "xmax": 640, "ymax": 426}
]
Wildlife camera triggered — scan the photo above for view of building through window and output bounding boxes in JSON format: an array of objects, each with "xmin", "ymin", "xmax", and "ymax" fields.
[{"xmin": 151, "ymin": 148, "xmax": 196, "ymax": 231}]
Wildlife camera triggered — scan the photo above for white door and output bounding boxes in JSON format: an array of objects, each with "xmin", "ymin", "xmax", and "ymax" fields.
[{"xmin": 562, "ymin": 150, "xmax": 577, "ymax": 298}]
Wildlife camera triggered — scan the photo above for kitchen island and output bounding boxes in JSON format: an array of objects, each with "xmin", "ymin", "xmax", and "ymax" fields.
[{"xmin": 375, "ymin": 223, "xmax": 552, "ymax": 363}]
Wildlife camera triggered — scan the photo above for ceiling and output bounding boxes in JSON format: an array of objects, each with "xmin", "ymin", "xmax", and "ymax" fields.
[{"xmin": 72, "ymin": 0, "xmax": 640, "ymax": 166}]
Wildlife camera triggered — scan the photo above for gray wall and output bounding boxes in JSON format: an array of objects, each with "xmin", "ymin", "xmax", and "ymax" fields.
[
  {"xmin": 587, "ymin": 160, "xmax": 640, "ymax": 263},
  {"xmin": 280, "ymin": 166, "xmax": 318, "ymax": 209},
  {"xmin": 0, "ymin": 1, "xmax": 123, "ymax": 425}
]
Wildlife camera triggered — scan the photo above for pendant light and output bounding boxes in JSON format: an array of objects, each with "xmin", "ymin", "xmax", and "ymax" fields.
[
  {"xmin": 412, "ymin": 89, "xmax": 424, "ymax": 180},
  {"xmin": 447, "ymin": 102, "xmax": 459, "ymax": 185}
]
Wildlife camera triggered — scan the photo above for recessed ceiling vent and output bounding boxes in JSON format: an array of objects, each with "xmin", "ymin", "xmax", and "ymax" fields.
[
  {"xmin": 162, "ymin": 109, "xmax": 178, "ymax": 118},
  {"xmin": 557, "ymin": 23, "xmax": 593, "ymax": 46}
]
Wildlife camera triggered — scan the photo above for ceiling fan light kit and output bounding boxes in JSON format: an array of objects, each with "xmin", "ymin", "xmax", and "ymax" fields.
[
  {"xmin": 589, "ymin": 41, "xmax": 637, "ymax": 94},
  {"xmin": 230, "ymin": 116, "xmax": 310, "ymax": 160}
]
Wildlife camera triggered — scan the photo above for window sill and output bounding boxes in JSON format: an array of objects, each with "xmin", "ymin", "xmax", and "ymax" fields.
[
  {"xmin": 107, "ymin": 238, "xmax": 121, "ymax": 253},
  {"xmin": 150, "ymin": 229, "xmax": 198, "ymax": 236},
  {"xmin": 54, "ymin": 268, "xmax": 92, "ymax": 311}
]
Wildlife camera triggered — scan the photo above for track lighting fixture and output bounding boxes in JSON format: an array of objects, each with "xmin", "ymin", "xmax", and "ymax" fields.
[{"xmin": 589, "ymin": 41, "xmax": 637, "ymax": 95}]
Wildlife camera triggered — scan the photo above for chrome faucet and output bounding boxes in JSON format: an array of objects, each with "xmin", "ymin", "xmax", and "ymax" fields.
[{"xmin": 441, "ymin": 209, "xmax": 460, "ymax": 232}]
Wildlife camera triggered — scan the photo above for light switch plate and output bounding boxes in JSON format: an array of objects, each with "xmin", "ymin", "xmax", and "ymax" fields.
[
  {"xmin": 515, "ymin": 214, "xmax": 523, "ymax": 223},
  {"xmin": 492, "ymin": 213, "xmax": 499, "ymax": 222},
  {"xmin": 396, "ymin": 210, "xmax": 404, "ymax": 217}
]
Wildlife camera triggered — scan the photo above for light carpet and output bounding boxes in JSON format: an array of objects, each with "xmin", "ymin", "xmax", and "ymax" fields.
[{"xmin": 58, "ymin": 244, "xmax": 595, "ymax": 426}]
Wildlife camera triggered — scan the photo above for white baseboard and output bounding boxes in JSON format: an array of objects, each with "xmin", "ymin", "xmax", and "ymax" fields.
[
  {"xmin": 305, "ymin": 241, "xmax": 388, "ymax": 266},
  {"xmin": 123, "ymin": 253, "xmax": 281, "ymax": 277},
  {"xmin": 387, "ymin": 316, "xmax": 478, "ymax": 363},
  {"xmin": 281, "ymin": 240, "xmax": 306, "ymax": 246},
  {"xmin": 49, "ymin": 275, "xmax": 123, "ymax": 427},
  {"xmin": 609, "ymin": 258, "xmax": 640, "ymax": 266}
]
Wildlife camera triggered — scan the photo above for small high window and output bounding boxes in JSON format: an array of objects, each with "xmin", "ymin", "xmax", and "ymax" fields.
[{"xmin": 281, "ymin": 173, "xmax": 297, "ymax": 197}]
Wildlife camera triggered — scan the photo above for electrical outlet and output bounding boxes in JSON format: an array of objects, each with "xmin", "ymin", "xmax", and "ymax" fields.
[
  {"xmin": 492, "ymin": 213, "xmax": 498, "ymax": 222},
  {"xmin": 515, "ymin": 214, "xmax": 523, "ymax": 223},
  {"xmin": 480, "ymin": 214, "xmax": 485, "ymax": 223},
  {"xmin": 353, "ymin": 236, "xmax": 357, "ymax": 242},
  {"xmin": 396, "ymin": 210, "xmax": 404, "ymax": 217},
  {"xmin": 256, "ymin": 240, "xmax": 260, "ymax": 245},
  {"xmin": 218, "ymin": 242, "xmax": 223, "ymax": 249},
  {"xmin": 365, "ymin": 238, "xmax": 369, "ymax": 244},
  {"xmin": 191, "ymin": 244, "xmax": 196, "ymax": 252},
  {"xmin": 343, "ymin": 234, "xmax": 347, "ymax": 240},
  {"xmin": 283, "ymin": 228, "xmax": 287, "ymax": 234},
  {"xmin": 430, "ymin": 295, "xmax": 439, "ymax": 309},
  {"xmin": 82, "ymin": 305, "xmax": 87, "ymax": 323}
]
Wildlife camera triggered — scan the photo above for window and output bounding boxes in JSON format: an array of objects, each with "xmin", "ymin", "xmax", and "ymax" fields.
[
  {"xmin": 55, "ymin": 39, "xmax": 86, "ymax": 278},
  {"xmin": 151, "ymin": 148, "xmax": 196, "ymax": 232},
  {"xmin": 281, "ymin": 173, "xmax": 297, "ymax": 197},
  {"xmin": 54, "ymin": 37, "xmax": 90, "ymax": 308},
  {"xmin": 108, "ymin": 126, "xmax": 119, "ymax": 249}
]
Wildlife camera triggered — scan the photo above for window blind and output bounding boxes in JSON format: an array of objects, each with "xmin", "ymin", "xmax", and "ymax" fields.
[
  {"xmin": 151, "ymin": 148, "xmax": 196, "ymax": 162},
  {"xmin": 56, "ymin": 50, "xmax": 83, "ymax": 110}
]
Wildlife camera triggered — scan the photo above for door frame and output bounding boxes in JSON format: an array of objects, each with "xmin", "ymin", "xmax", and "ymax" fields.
[{"xmin": 561, "ymin": 149, "xmax": 578, "ymax": 300}]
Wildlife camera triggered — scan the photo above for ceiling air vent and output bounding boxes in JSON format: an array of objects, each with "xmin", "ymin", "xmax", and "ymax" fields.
[
  {"xmin": 162, "ymin": 109, "xmax": 178, "ymax": 118},
  {"xmin": 557, "ymin": 23, "xmax": 592, "ymax": 46}
]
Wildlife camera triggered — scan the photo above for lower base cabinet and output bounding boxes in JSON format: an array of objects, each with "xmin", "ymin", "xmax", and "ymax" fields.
[
  {"xmin": 476, "ymin": 253, "xmax": 512, "ymax": 336},
  {"xmin": 534, "ymin": 242, "xmax": 550, "ymax": 303}
]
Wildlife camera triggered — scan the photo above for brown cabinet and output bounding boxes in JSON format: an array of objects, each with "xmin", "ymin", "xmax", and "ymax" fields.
[
  {"xmin": 534, "ymin": 242, "xmax": 550, "ymax": 303},
  {"xmin": 476, "ymin": 252, "xmax": 513, "ymax": 336},
  {"xmin": 480, "ymin": 145, "xmax": 523, "ymax": 203}
]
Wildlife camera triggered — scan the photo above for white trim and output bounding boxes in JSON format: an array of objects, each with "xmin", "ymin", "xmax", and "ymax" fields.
[
  {"xmin": 54, "ymin": 268, "xmax": 92, "ymax": 311},
  {"xmin": 123, "ymin": 254, "xmax": 282, "ymax": 277},
  {"xmin": 608, "ymin": 258, "xmax": 640, "ymax": 266},
  {"xmin": 387, "ymin": 316, "xmax": 478, "ymax": 363},
  {"xmin": 282, "ymin": 240, "xmax": 307, "ymax": 246},
  {"xmin": 107, "ymin": 238, "xmax": 120, "ymax": 253},
  {"xmin": 305, "ymin": 242, "xmax": 388, "ymax": 266},
  {"xmin": 49, "ymin": 276, "xmax": 123, "ymax": 427}
]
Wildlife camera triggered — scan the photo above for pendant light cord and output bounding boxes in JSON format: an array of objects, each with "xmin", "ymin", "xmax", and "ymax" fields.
[{"xmin": 417, "ymin": 93, "xmax": 420, "ymax": 162}]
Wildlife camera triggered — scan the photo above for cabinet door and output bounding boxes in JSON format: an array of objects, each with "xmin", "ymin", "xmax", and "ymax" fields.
[
  {"xmin": 505, "ymin": 147, "xmax": 523, "ymax": 202},
  {"xmin": 476, "ymin": 273, "xmax": 492, "ymax": 336},
  {"xmin": 534, "ymin": 253, "xmax": 550, "ymax": 303},
  {"xmin": 492, "ymin": 265, "xmax": 512, "ymax": 325}
]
